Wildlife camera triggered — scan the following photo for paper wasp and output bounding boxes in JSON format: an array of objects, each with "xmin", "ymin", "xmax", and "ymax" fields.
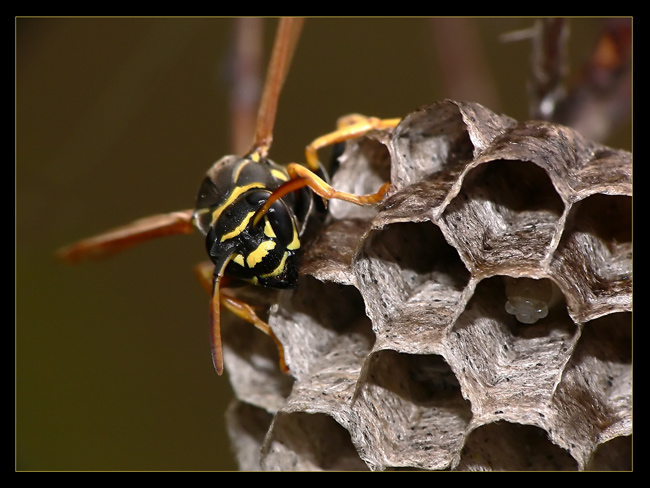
[{"xmin": 57, "ymin": 18, "xmax": 400, "ymax": 375}]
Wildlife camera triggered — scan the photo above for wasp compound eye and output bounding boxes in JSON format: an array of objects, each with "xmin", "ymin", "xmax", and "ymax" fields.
[
  {"xmin": 266, "ymin": 199, "xmax": 295, "ymax": 248},
  {"xmin": 244, "ymin": 190, "xmax": 295, "ymax": 247},
  {"xmin": 245, "ymin": 190, "xmax": 271, "ymax": 208}
]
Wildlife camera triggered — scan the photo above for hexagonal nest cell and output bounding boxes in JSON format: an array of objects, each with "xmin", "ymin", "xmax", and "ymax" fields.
[{"xmin": 222, "ymin": 100, "xmax": 632, "ymax": 471}]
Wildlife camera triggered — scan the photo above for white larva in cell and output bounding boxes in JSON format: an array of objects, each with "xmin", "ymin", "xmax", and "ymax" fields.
[{"xmin": 503, "ymin": 277, "xmax": 560, "ymax": 324}]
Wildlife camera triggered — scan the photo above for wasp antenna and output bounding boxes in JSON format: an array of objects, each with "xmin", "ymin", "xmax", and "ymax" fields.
[
  {"xmin": 209, "ymin": 253, "xmax": 237, "ymax": 375},
  {"xmin": 252, "ymin": 176, "xmax": 310, "ymax": 227},
  {"xmin": 210, "ymin": 278, "xmax": 225, "ymax": 375},
  {"xmin": 251, "ymin": 17, "xmax": 305, "ymax": 157}
]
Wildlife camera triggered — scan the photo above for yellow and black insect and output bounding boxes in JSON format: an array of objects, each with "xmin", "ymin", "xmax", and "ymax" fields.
[{"xmin": 57, "ymin": 18, "xmax": 399, "ymax": 375}]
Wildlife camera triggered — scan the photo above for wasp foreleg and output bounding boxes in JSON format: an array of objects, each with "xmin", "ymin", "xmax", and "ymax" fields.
[{"xmin": 194, "ymin": 261, "xmax": 289, "ymax": 374}]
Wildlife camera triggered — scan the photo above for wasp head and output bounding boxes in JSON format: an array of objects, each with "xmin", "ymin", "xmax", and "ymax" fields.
[{"xmin": 206, "ymin": 188, "xmax": 301, "ymax": 289}]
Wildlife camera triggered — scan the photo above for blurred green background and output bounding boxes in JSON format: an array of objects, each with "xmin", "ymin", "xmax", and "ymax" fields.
[{"xmin": 16, "ymin": 17, "xmax": 630, "ymax": 471}]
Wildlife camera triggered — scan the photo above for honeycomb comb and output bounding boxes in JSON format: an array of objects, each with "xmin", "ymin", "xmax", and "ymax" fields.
[{"xmin": 223, "ymin": 100, "xmax": 631, "ymax": 471}]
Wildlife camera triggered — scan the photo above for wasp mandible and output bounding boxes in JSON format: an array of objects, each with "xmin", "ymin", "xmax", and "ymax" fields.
[{"xmin": 57, "ymin": 18, "xmax": 400, "ymax": 375}]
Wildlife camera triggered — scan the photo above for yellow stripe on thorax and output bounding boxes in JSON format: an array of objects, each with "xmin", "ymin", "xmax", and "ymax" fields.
[
  {"xmin": 232, "ymin": 158, "xmax": 252, "ymax": 183},
  {"xmin": 211, "ymin": 182, "xmax": 265, "ymax": 225},
  {"xmin": 271, "ymin": 168, "xmax": 289, "ymax": 181}
]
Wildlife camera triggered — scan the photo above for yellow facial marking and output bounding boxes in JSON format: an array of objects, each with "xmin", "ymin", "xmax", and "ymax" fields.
[
  {"xmin": 263, "ymin": 218, "xmax": 276, "ymax": 238},
  {"xmin": 232, "ymin": 253, "xmax": 245, "ymax": 267},
  {"xmin": 260, "ymin": 251, "xmax": 288, "ymax": 279},
  {"xmin": 286, "ymin": 227, "xmax": 300, "ymax": 250},
  {"xmin": 220, "ymin": 211, "xmax": 254, "ymax": 242},
  {"xmin": 246, "ymin": 240, "xmax": 276, "ymax": 268}
]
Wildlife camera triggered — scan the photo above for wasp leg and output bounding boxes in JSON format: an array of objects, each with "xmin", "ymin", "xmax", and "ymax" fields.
[
  {"xmin": 304, "ymin": 114, "xmax": 401, "ymax": 171},
  {"xmin": 286, "ymin": 163, "xmax": 391, "ymax": 205},
  {"xmin": 251, "ymin": 114, "xmax": 398, "ymax": 224},
  {"xmin": 220, "ymin": 292, "xmax": 288, "ymax": 374},
  {"xmin": 252, "ymin": 163, "xmax": 390, "ymax": 226},
  {"xmin": 194, "ymin": 262, "xmax": 289, "ymax": 374}
]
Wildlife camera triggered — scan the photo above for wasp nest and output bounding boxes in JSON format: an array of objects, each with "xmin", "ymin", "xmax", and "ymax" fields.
[{"xmin": 222, "ymin": 100, "xmax": 632, "ymax": 471}]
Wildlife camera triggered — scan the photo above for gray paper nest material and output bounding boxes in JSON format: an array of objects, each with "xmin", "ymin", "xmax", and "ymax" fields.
[{"xmin": 222, "ymin": 100, "xmax": 632, "ymax": 471}]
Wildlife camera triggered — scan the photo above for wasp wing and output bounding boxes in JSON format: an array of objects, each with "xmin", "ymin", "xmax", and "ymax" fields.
[
  {"xmin": 56, "ymin": 209, "xmax": 195, "ymax": 263},
  {"xmin": 250, "ymin": 17, "xmax": 304, "ymax": 156}
]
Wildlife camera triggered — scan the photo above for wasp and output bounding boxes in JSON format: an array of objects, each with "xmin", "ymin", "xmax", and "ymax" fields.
[{"xmin": 57, "ymin": 18, "xmax": 400, "ymax": 375}]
